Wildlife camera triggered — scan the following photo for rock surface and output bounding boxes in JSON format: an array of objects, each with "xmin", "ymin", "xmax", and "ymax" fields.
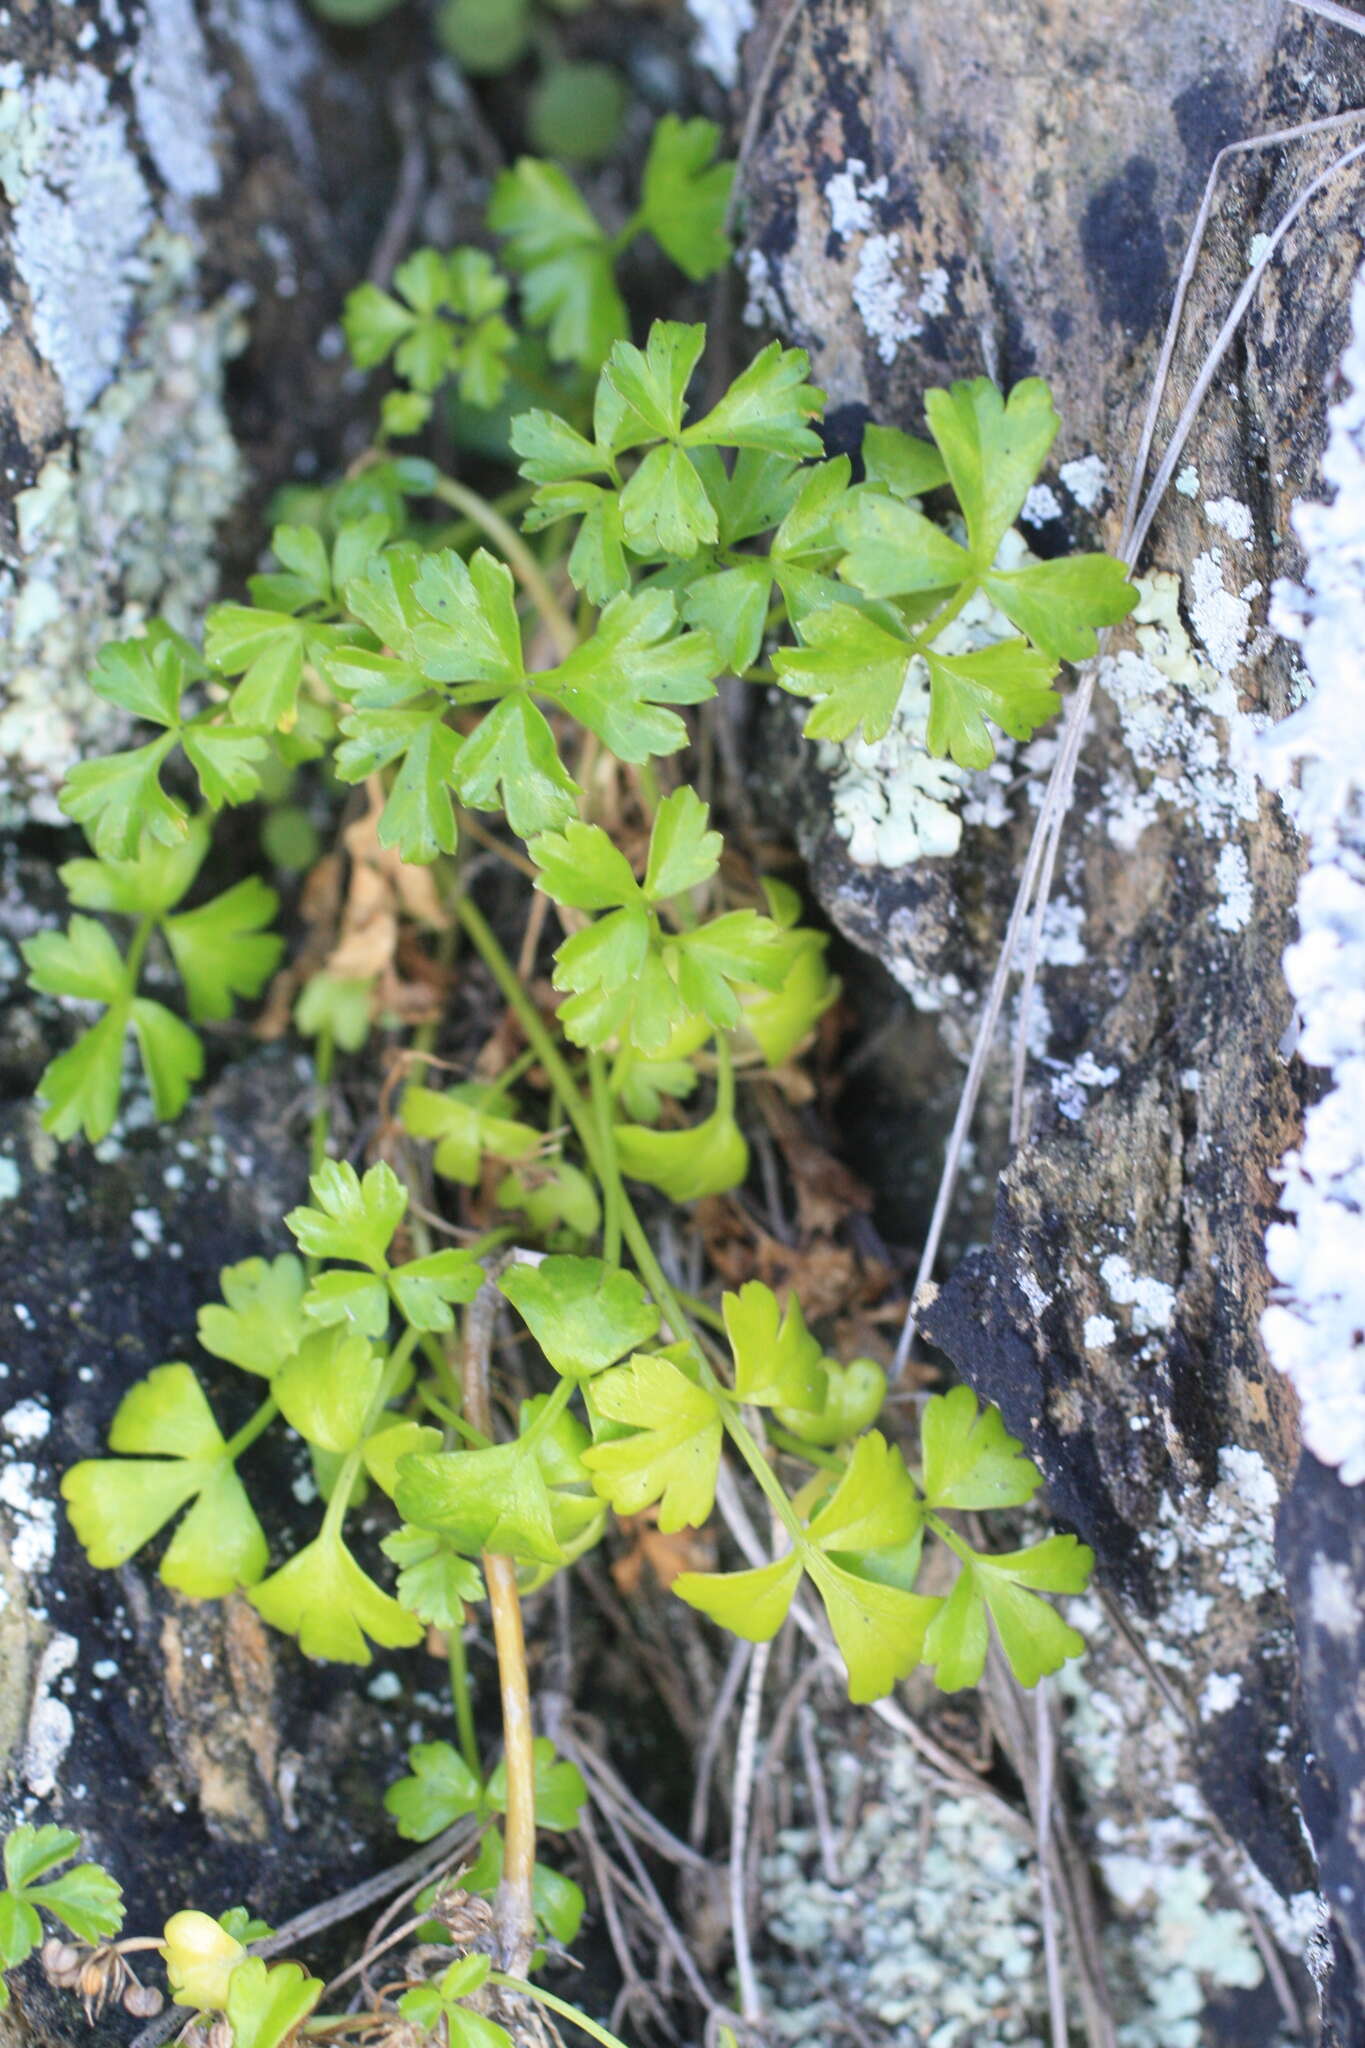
[
  {"xmin": 0, "ymin": 0, "xmax": 400, "ymax": 827},
  {"xmin": 734, "ymin": 1, "xmax": 1365, "ymax": 2041},
  {"xmin": 0, "ymin": 1054, "xmax": 465, "ymax": 2045}
]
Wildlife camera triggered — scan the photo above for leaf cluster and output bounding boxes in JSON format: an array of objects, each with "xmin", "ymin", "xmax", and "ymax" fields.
[
  {"xmin": 0, "ymin": 1829, "xmax": 123, "ymax": 2011},
  {"xmin": 24, "ymin": 819, "xmax": 282, "ymax": 1142},
  {"xmin": 60, "ymin": 1166, "xmax": 486, "ymax": 1665}
]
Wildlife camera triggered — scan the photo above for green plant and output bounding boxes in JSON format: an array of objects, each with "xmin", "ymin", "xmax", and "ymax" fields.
[{"xmin": 17, "ymin": 106, "xmax": 1134, "ymax": 2048}]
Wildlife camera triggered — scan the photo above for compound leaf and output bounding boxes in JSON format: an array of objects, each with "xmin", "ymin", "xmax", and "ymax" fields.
[
  {"xmin": 59, "ymin": 737, "xmax": 184, "ymax": 859},
  {"xmin": 197, "ymin": 1255, "xmax": 309, "ymax": 1378},
  {"xmin": 722, "ymin": 1282, "xmax": 825, "ymax": 1411},
  {"xmin": 529, "ymin": 819, "xmax": 641, "ymax": 911},
  {"xmin": 643, "ymin": 786, "xmax": 722, "ymax": 901},
  {"xmin": 582, "ymin": 1354, "xmax": 722, "ymax": 1530},
  {"xmin": 62, "ymin": 1364, "xmax": 267, "ymax": 1595},
  {"xmin": 982, "ymin": 553, "xmax": 1136, "ymax": 663},
  {"xmin": 486, "ymin": 1737, "xmax": 587, "ymax": 1832},
  {"xmin": 546, "ymin": 588, "xmax": 718, "ymax": 764},
  {"xmin": 919, "ymin": 1385, "xmax": 1042, "ymax": 1510},
  {"xmin": 31, "ymin": 1008, "xmax": 128, "ymax": 1144},
  {"xmin": 274, "ymin": 1328, "xmax": 384, "ymax": 1452},
  {"xmin": 923, "ymin": 376, "xmax": 1058, "ymax": 564},
  {"xmin": 380, "ymin": 1524, "xmax": 484, "ymax": 1628},
  {"xmin": 499, "ymin": 1256, "xmax": 660, "ymax": 1377},
  {"xmin": 130, "ymin": 999, "xmax": 204, "ymax": 1122},
  {"xmin": 806, "ymin": 1431, "xmax": 922, "ymax": 1556},
  {"xmin": 923, "ymin": 639, "xmax": 1059, "ymax": 770},
  {"xmin": 452, "ymin": 693, "xmax": 581, "ymax": 839},
  {"xmin": 250, "ymin": 1525, "xmax": 423, "ymax": 1664},
  {"xmin": 613, "ymin": 1102, "xmax": 748, "ymax": 1201},
  {"xmin": 862, "ymin": 423, "xmax": 948, "ymax": 499},
  {"xmin": 490, "ymin": 158, "xmax": 625, "ymax": 366},
  {"xmin": 401, "ymin": 1082, "xmax": 541, "ymax": 1186},
  {"xmin": 683, "ymin": 341, "xmax": 825, "ymax": 460},
  {"xmin": 639, "ymin": 115, "xmax": 733, "ymax": 281},
  {"xmin": 163, "ymin": 878, "xmax": 283, "ymax": 1023},
  {"xmin": 804, "ymin": 1551, "xmax": 939, "ymax": 1704},
  {"xmin": 673, "ymin": 1552, "xmax": 801, "ymax": 1641},
  {"xmin": 773, "ymin": 603, "xmax": 913, "ymax": 745},
  {"xmin": 385, "ymin": 1741, "xmax": 482, "ymax": 1841},
  {"xmin": 285, "ymin": 1160, "xmax": 407, "ymax": 1271},
  {"xmin": 225, "ymin": 1959, "xmax": 323, "ymax": 2048},
  {"xmin": 836, "ymin": 494, "xmax": 970, "ymax": 600},
  {"xmin": 389, "ymin": 1248, "xmax": 484, "ymax": 1332}
]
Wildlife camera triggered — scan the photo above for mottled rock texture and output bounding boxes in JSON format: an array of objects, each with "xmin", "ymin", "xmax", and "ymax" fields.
[
  {"xmin": 0, "ymin": 0, "xmax": 400, "ymax": 826},
  {"xmin": 736, "ymin": 1, "xmax": 1365, "ymax": 2041}
]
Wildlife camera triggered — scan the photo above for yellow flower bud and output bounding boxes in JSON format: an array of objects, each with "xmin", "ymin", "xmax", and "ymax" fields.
[{"xmin": 159, "ymin": 1911, "xmax": 245, "ymax": 2011}]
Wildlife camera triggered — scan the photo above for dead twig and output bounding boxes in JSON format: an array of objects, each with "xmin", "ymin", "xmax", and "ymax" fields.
[{"xmin": 729, "ymin": 1634, "xmax": 771, "ymax": 2023}]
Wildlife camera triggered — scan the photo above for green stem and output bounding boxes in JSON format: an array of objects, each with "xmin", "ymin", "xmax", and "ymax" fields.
[
  {"xmin": 489, "ymin": 1975, "xmax": 636, "ymax": 2048},
  {"xmin": 520, "ymin": 1373, "xmax": 575, "ymax": 1449},
  {"xmin": 714, "ymin": 1032, "xmax": 736, "ymax": 1123},
  {"xmin": 902, "ymin": 575, "xmax": 980, "ymax": 665},
  {"xmin": 223, "ymin": 1396, "xmax": 279, "ymax": 1464},
  {"xmin": 453, "ymin": 892, "xmax": 804, "ymax": 1550},
  {"xmin": 125, "ymin": 914, "xmax": 154, "ymax": 992},
  {"xmin": 310, "ymin": 1026, "xmax": 336, "ymax": 1176},
  {"xmin": 430, "ymin": 476, "xmax": 577, "ymax": 659},
  {"xmin": 608, "ymin": 207, "xmax": 646, "ymax": 259},
  {"xmin": 670, "ymin": 1287, "xmax": 728, "ymax": 1336},
  {"xmin": 588, "ymin": 1053, "xmax": 622, "ymax": 1266},
  {"xmin": 447, "ymin": 1623, "xmax": 480, "ymax": 1780},
  {"xmin": 320, "ymin": 1323, "xmax": 424, "ymax": 1545},
  {"xmin": 416, "ymin": 1385, "xmax": 490, "ymax": 1446},
  {"xmin": 430, "ymin": 481, "xmax": 536, "ymax": 553},
  {"xmin": 767, "ymin": 1424, "xmax": 843, "ymax": 1472}
]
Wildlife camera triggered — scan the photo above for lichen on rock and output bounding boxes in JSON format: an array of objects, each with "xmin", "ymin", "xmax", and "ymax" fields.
[{"xmin": 0, "ymin": 230, "xmax": 247, "ymax": 826}]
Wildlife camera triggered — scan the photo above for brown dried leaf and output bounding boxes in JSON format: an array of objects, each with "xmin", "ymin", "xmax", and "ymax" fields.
[
  {"xmin": 755, "ymin": 1082, "xmax": 873, "ymax": 1237},
  {"xmin": 610, "ymin": 1512, "xmax": 714, "ymax": 1595}
]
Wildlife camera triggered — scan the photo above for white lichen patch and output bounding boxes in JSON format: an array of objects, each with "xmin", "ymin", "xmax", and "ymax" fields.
[
  {"xmin": 1049, "ymin": 1049, "xmax": 1120, "ymax": 1122},
  {"xmin": 1145, "ymin": 1445, "xmax": 1282, "ymax": 1605},
  {"xmin": 1175, "ymin": 464, "xmax": 1200, "ymax": 499},
  {"xmin": 1204, "ymin": 496, "xmax": 1254, "ymax": 545},
  {"xmin": 0, "ymin": 1458, "xmax": 57, "ymax": 1574},
  {"xmin": 683, "ymin": 0, "xmax": 754, "ymax": 87},
  {"xmin": 1055, "ymin": 1610, "xmax": 1268, "ymax": 2047},
  {"xmin": 1189, "ymin": 549, "xmax": 1259, "ymax": 679},
  {"xmin": 1260, "ymin": 265, "xmax": 1365, "ymax": 1486},
  {"xmin": 821, "ymin": 530, "xmax": 1033, "ymax": 871},
  {"xmin": 0, "ymin": 65, "xmax": 153, "ymax": 419},
  {"xmin": 0, "ymin": 231, "xmax": 247, "ymax": 823},
  {"xmin": 1020, "ymin": 483, "xmax": 1062, "ymax": 527},
  {"xmin": 2, "ymin": 1399, "xmax": 51, "ymax": 1445},
  {"xmin": 0, "ymin": 1157, "xmax": 18, "ymax": 1202},
  {"xmin": 1197, "ymin": 1670, "xmax": 1243, "ymax": 1719},
  {"xmin": 1097, "ymin": 572, "xmax": 1265, "ymax": 852},
  {"xmin": 131, "ymin": 0, "xmax": 224, "ymax": 201},
  {"xmin": 824, "ymin": 159, "xmax": 922, "ymax": 365},
  {"xmin": 1058, "ymin": 453, "xmax": 1107, "ymax": 512},
  {"xmin": 918, "ymin": 265, "xmax": 951, "ymax": 317},
  {"xmin": 1309, "ymin": 1556, "xmax": 1358, "ymax": 1639},
  {"xmin": 1084, "ymin": 1313, "xmax": 1118, "ymax": 1350},
  {"xmin": 1100, "ymin": 1253, "xmax": 1175, "ymax": 1337},
  {"xmin": 741, "ymin": 245, "xmax": 786, "ymax": 332},
  {"xmin": 24, "ymin": 1630, "xmax": 79, "ymax": 1797},
  {"xmin": 1213, "ymin": 841, "xmax": 1253, "ymax": 933},
  {"xmin": 759, "ymin": 1733, "xmax": 1050, "ymax": 2046}
]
